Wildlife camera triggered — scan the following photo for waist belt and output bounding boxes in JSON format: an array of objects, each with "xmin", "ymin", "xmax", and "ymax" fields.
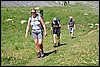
[
  {"xmin": 32, "ymin": 29, "xmax": 41, "ymax": 33},
  {"xmin": 32, "ymin": 29, "xmax": 41, "ymax": 31}
]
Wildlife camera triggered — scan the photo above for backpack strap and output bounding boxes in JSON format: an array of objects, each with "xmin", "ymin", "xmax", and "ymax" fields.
[
  {"xmin": 30, "ymin": 16, "xmax": 32, "ymax": 24},
  {"xmin": 37, "ymin": 14, "xmax": 40, "ymax": 22},
  {"xmin": 30, "ymin": 14, "xmax": 40, "ymax": 22}
]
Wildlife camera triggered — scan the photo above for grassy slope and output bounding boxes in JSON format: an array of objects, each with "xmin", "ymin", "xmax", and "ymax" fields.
[{"xmin": 1, "ymin": 3, "xmax": 99, "ymax": 66}]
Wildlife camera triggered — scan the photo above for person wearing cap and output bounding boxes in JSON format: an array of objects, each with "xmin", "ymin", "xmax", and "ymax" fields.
[
  {"xmin": 25, "ymin": 9, "xmax": 47, "ymax": 58},
  {"xmin": 68, "ymin": 16, "xmax": 76, "ymax": 39},
  {"xmin": 51, "ymin": 17, "xmax": 61, "ymax": 47}
]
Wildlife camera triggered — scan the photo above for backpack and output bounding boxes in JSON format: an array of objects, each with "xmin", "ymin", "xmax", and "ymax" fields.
[
  {"xmin": 52, "ymin": 18, "xmax": 60, "ymax": 28},
  {"xmin": 58, "ymin": 19, "xmax": 60, "ymax": 23},
  {"xmin": 39, "ymin": 10, "xmax": 43, "ymax": 19}
]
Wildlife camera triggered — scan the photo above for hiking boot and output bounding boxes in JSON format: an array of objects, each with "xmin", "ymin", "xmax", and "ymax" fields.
[
  {"xmin": 71, "ymin": 36, "xmax": 74, "ymax": 39},
  {"xmin": 53, "ymin": 43, "xmax": 56, "ymax": 48},
  {"xmin": 40, "ymin": 50, "xmax": 45, "ymax": 58},
  {"xmin": 58, "ymin": 43, "xmax": 60, "ymax": 46},
  {"xmin": 37, "ymin": 52, "xmax": 41, "ymax": 58},
  {"xmin": 71, "ymin": 36, "xmax": 75, "ymax": 39}
]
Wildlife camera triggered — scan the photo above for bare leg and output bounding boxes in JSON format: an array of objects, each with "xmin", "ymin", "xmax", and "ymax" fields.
[
  {"xmin": 34, "ymin": 39, "xmax": 39, "ymax": 52},
  {"xmin": 58, "ymin": 36, "xmax": 60, "ymax": 44},
  {"xmin": 38, "ymin": 39, "xmax": 45, "ymax": 57},
  {"xmin": 53, "ymin": 34, "xmax": 56, "ymax": 45},
  {"xmin": 70, "ymin": 32, "xmax": 73, "ymax": 37},
  {"xmin": 38, "ymin": 39, "xmax": 43, "ymax": 51},
  {"xmin": 34, "ymin": 39, "xmax": 43, "ymax": 58}
]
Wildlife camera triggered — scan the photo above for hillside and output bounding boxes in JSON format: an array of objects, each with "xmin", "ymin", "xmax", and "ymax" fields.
[{"xmin": 1, "ymin": 2, "xmax": 99, "ymax": 66}]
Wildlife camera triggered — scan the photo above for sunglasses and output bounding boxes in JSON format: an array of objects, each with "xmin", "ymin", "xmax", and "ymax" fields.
[
  {"xmin": 31, "ymin": 12, "xmax": 36, "ymax": 14},
  {"xmin": 54, "ymin": 20, "xmax": 57, "ymax": 22}
]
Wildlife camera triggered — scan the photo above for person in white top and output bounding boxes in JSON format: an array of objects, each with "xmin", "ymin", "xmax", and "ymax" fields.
[{"xmin": 25, "ymin": 9, "xmax": 47, "ymax": 58}]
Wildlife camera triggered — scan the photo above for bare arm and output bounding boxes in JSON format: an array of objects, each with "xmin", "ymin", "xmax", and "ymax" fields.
[
  {"xmin": 59, "ymin": 23, "xmax": 61, "ymax": 28},
  {"xmin": 74, "ymin": 24, "xmax": 76, "ymax": 29},
  {"xmin": 68, "ymin": 25, "xmax": 69, "ymax": 29},
  {"xmin": 40, "ymin": 17, "xmax": 47, "ymax": 37},
  {"xmin": 73, "ymin": 21, "xmax": 76, "ymax": 29},
  {"xmin": 50, "ymin": 22, "xmax": 53, "ymax": 31},
  {"xmin": 25, "ymin": 17, "xmax": 30, "ymax": 38}
]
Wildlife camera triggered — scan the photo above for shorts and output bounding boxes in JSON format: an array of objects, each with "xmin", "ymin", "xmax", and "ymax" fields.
[
  {"xmin": 69, "ymin": 27, "xmax": 74, "ymax": 33},
  {"xmin": 32, "ymin": 32, "xmax": 43, "ymax": 39},
  {"xmin": 53, "ymin": 28, "xmax": 60, "ymax": 37}
]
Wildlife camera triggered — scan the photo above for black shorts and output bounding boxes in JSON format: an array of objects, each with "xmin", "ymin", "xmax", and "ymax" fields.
[{"xmin": 52, "ymin": 28, "xmax": 60, "ymax": 37}]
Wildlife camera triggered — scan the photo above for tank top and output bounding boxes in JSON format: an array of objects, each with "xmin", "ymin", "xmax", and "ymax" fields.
[{"xmin": 30, "ymin": 15, "xmax": 42, "ymax": 32}]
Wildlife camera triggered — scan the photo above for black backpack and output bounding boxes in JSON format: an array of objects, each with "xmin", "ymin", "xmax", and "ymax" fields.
[
  {"xmin": 52, "ymin": 18, "xmax": 60, "ymax": 28},
  {"xmin": 39, "ymin": 10, "xmax": 44, "ymax": 19}
]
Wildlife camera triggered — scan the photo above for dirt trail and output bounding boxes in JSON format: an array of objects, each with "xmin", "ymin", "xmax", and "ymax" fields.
[
  {"xmin": 87, "ymin": 29, "xmax": 98, "ymax": 35},
  {"xmin": 87, "ymin": 24, "xmax": 99, "ymax": 35}
]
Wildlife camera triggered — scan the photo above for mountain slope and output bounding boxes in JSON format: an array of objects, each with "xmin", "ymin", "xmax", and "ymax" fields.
[{"xmin": 1, "ymin": 2, "xmax": 99, "ymax": 66}]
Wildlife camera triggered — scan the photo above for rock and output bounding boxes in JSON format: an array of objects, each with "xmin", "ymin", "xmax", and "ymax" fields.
[
  {"xmin": 6, "ymin": 18, "xmax": 14, "ymax": 23},
  {"xmin": 20, "ymin": 20, "xmax": 26, "ymax": 24},
  {"xmin": 6, "ymin": 18, "xmax": 12, "ymax": 21},
  {"xmin": 45, "ymin": 22, "xmax": 50, "ymax": 24},
  {"xmin": 84, "ymin": 13, "xmax": 88, "ymax": 16}
]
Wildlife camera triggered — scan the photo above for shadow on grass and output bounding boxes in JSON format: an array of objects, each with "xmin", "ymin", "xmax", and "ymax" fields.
[
  {"xmin": 56, "ymin": 43, "xmax": 68, "ymax": 47},
  {"xmin": 71, "ymin": 36, "xmax": 76, "ymax": 39},
  {"xmin": 43, "ymin": 43, "xmax": 67, "ymax": 58},
  {"xmin": 44, "ymin": 49, "xmax": 57, "ymax": 58}
]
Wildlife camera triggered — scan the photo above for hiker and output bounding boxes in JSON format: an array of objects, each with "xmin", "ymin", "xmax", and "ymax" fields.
[
  {"xmin": 25, "ymin": 9, "xmax": 47, "ymax": 58},
  {"xmin": 51, "ymin": 17, "xmax": 61, "ymax": 47},
  {"xmin": 68, "ymin": 16, "xmax": 76, "ymax": 39}
]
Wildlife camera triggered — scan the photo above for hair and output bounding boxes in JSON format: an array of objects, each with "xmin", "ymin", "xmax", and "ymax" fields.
[{"xmin": 31, "ymin": 8, "xmax": 36, "ymax": 12}]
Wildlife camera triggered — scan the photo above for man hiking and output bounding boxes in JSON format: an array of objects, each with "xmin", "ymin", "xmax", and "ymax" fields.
[
  {"xmin": 51, "ymin": 17, "xmax": 61, "ymax": 48},
  {"xmin": 25, "ymin": 9, "xmax": 47, "ymax": 58},
  {"xmin": 68, "ymin": 16, "xmax": 76, "ymax": 39}
]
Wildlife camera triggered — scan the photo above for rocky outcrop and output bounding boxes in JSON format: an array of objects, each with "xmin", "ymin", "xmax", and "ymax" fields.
[
  {"xmin": 1, "ymin": 1, "xmax": 99, "ymax": 10},
  {"xmin": 1, "ymin": 1, "xmax": 60, "ymax": 7}
]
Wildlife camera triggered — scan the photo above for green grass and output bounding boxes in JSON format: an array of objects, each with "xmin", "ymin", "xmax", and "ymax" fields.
[{"xmin": 1, "ymin": 3, "xmax": 99, "ymax": 66}]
